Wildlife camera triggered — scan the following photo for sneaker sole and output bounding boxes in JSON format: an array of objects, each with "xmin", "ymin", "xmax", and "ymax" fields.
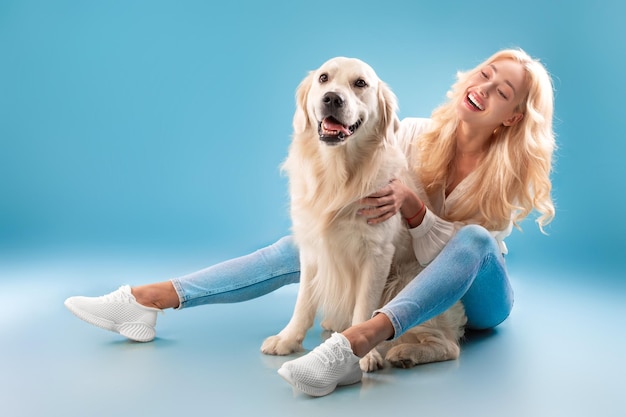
[
  {"xmin": 277, "ymin": 365, "xmax": 362, "ymax": 397},
  {"xmin": 64, "ymin": 300, "xmax": 155, "ymax": 342}
]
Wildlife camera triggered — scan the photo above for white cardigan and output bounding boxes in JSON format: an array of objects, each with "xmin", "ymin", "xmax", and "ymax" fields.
[{"xmin": 397, "ymin": 117, "xmax": 512, "ymax": 266}]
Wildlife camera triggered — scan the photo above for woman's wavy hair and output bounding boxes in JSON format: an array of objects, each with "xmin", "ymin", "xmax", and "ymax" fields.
[{"xmin": 416, "ymin": 48, "xmax": 556, "ymax": 232}]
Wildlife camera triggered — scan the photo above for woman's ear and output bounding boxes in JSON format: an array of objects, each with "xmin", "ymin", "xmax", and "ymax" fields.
[
  {"xmin": 503, "ymin": 112, "xmax": 524, "ymax": 127},
  {"xmin": 293, "ymin": 71, "xmax": 314, "ymax": 134}
]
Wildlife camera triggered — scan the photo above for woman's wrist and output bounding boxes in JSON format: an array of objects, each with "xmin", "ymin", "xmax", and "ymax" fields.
[{"xmin": 402, "ymin": 194, "xmax": 426, "ymax": 228}]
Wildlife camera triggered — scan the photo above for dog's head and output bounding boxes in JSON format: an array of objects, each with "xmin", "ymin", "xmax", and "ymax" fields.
[{"xmin": 293, "ymin": 57, "xmax": 399, "ymax": 146}]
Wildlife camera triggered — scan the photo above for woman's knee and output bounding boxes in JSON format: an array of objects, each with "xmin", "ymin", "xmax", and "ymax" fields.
[
  {"xmin": 264, "ymin": 235, "xmax": 300, "ymax": 269},
  {"xmin": 456, "ymin": 225, "xmax": 499, "ymax": 255},
  {"xmin": 272, "ymin": 235, "xmax": 298, "ymax": 255}
]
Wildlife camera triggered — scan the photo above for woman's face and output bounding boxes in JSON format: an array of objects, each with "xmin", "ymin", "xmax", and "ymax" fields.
[{"xmin": 457, "ymin": 59, "xmax": 528, "ymax": 130}]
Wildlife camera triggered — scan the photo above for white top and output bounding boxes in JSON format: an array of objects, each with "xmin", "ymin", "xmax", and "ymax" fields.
[{"xmin": 396, "ymin": 117, "xmax": 512, "ymax": 266}]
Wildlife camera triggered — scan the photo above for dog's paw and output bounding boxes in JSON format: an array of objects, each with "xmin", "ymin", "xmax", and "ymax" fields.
[
  {"xmin": 385, "ymin": 341, "xmax": 460, "ymax": 368},
  {"xmin": 260, "ymin": 335, "xmax": 303, "ymax": 356},
  {"xmin": 385, "ymin": 345, "xmax": 420, "ymax": 369},
  {"xmin": 359, "ymin": 349, "xmax": 386, "ymax": 372}
]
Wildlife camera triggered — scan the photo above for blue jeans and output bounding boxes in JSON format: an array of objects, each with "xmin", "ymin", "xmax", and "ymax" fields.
[
  {"xmin": 377, "ymin": 224, "xmax": 513, "ymax": 336},
  {"xmin": 171, "ymin": 225, "xmax": 513, "ymax": 334}
]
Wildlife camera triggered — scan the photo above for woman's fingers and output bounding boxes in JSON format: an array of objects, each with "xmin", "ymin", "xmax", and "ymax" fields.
[
  {"xmin": 358, "ymin": 202, "xmax": 396, "ymax": 224},
  {"xmin": 367, "ymin": 210, "xmax": 395, "ymax": 225},
  {"xmin": 358, "ymin": 179, "xmax": 405, "ymax": 224}
]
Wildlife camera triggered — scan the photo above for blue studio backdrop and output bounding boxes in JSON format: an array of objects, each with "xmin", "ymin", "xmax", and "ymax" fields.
[{"xmin": 1, "ymin": 0, "xmax": 625, "ymax": 281}]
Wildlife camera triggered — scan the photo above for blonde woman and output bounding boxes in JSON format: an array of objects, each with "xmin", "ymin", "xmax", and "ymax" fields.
[
  {"xmin": 277, "ymin": 48, "xmax": 556, "ymax": 396},
  {"xmin": 65, "ymin": 48, "xmax": 555, "ymax": 397}
]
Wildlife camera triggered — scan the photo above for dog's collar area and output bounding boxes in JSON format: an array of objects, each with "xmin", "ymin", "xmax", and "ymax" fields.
[{"xmin": 317, "ymin": 117, "xmax": 363, "ymax": 145}]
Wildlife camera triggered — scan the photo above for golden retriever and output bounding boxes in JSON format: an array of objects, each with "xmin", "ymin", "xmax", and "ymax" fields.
[{"xmin": 261, "ymin": 57, "xmax": 466, "ymax": 372}]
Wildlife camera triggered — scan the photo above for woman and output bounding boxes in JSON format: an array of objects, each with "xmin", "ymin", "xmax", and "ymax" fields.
[{"xmin": 65, "ymin": 48, "xmax": 556, "ymax": 396}]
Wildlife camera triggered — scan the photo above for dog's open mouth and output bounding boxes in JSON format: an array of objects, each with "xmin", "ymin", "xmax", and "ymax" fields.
[{"xmin": 318, "ymin": 117, "xmax": 363, "ymax": 145}]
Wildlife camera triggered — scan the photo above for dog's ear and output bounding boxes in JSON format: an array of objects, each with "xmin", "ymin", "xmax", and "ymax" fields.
[
  {"xmin": 293, "ymin": 71, "xmax": 314, "ymax": 135},
  {"xmin": 378, "ymin": 81, "xmax": 400, "ymax": 138}
]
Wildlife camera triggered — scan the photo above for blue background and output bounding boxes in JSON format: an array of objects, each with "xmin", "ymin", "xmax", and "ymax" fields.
[
  {"xmin": 1, "ymin": 2, "xmax": 625, "ymax": 416},
  {"xmin": 1, "ymin": 0, "xmax": 625, "ymax": 278}
]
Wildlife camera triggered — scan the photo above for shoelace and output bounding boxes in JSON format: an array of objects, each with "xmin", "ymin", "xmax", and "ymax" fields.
[
  {"xmin": 97, "ymin": 286, "xmax": 164, "ymax": 315},
  {"xmin": 311, "ymin": 338, "xmax": 350, "ymax": 364},
  {"xmin": 99, "ymin": 290, "xmax": 165, "ymax": 315},
  {"xmin": 99, "ymin": 287, "xmax": 133, "ymax": 303}
]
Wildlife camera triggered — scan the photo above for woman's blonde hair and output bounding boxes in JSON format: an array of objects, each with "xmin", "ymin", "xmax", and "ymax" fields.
[{"xmin": 416, "ymin": 48, "xmax": 556, "ymax": 232}]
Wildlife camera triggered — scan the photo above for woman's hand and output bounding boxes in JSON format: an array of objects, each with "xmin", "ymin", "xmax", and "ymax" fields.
[{"xmin": 358, "ymin": 179, "xmax": 409, "ymax": 225}]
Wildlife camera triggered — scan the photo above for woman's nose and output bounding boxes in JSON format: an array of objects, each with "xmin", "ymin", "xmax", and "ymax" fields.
[{"xmin": 477, "ymin": 83, "xmax": 493, "ymax": 97}]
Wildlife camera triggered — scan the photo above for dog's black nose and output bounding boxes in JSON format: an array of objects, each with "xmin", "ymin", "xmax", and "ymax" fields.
[{"xmin": 322, "ymin": 92, "xmax": 344, "ymax": 109}]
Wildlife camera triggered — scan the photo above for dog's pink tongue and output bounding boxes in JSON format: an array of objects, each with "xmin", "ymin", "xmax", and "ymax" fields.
[{"xmin": 323, "ymin": 118, "xmax": 351, "ymax": 135}]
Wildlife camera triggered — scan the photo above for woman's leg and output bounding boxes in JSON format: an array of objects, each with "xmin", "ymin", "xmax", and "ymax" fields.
[
  {"xmin": 169, "ymin": 235, "xmax": 300, "ymax": 308},
  {"xmin": 132, "ymin": 236, "xmax": 300, "ymax": 309},
  {"xmin": 65, "ymin": 236, "xmax": 301, "ymax": 341},
  {"xmin": 377, "ymin": 224, "xmax": 513, "ymax": 337},
  {"xmin": 278, "ymin": 225, "xmax": 514, "ymax": 396},
  {"xmin": 346, "ymin": 224, "xmax": 513, "ymax": 356}
]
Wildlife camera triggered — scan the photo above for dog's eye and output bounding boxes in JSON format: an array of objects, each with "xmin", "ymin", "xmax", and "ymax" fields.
[
  {"xmin": 319, "ymin": 73, "xmax": 329, "ymax": 83},
  {"xmin": 354, "ymin": 79, "xmax": 368, "ymax": 88}
]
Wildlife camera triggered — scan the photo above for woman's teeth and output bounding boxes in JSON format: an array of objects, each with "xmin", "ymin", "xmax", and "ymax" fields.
[{"xmin": 468, "ymin": 92, "xmax": 484, "ymax": 110}]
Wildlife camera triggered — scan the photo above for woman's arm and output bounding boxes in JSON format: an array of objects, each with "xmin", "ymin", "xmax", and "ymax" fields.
[
  {"xmin": 408, "ymin": 210, "xmax": 458, "ymax": 266},
  {"xmin": 410, "ymin": 214, "xmax": 512, "ymax": 266},
  {"xmin": 359, "ymin": 181, "xmax": 511, "ymax": 266},
  {"xmin": 358, "ymin": 179, "xmax": 446, "ymax": 266}
]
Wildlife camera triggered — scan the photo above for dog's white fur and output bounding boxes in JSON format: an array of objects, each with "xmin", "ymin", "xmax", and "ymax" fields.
[{"xmin": 261, "ymin": 57, "xmax": 466, "ymax": 371}]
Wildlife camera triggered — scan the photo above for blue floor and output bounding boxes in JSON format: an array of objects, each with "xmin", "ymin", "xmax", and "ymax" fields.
[{"xmin": 1, "ymin": 248, "xmax": 624, "ymax": 417}]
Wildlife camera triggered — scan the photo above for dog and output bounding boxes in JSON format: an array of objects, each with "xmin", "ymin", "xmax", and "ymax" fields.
[{"xmin": 261, "ymin": 57, "xmax": 466, "ymax": 371}]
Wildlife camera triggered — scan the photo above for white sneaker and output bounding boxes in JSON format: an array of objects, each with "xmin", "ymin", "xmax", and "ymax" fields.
[
  {"xmin": 277, "ymin": 333, "xmax": 362, "ymax": 397},
  {"xmin": 64, "ymin": 285, "xmax": 161, "ymax": 342}
]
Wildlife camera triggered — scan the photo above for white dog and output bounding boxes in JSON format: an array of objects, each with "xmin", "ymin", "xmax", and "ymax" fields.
[{"xmin": 261, "ymin": 57, "xmax": 466, "ymax": 371}]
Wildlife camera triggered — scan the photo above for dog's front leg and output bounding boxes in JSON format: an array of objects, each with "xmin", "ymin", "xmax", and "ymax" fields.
[
  {"xmin": 261, "ymin": 258, "xmax": 318, "ymax": 356},
  {"xmin": 353, "ymin": 249, "xmax": 394, "ymax": 372}
]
